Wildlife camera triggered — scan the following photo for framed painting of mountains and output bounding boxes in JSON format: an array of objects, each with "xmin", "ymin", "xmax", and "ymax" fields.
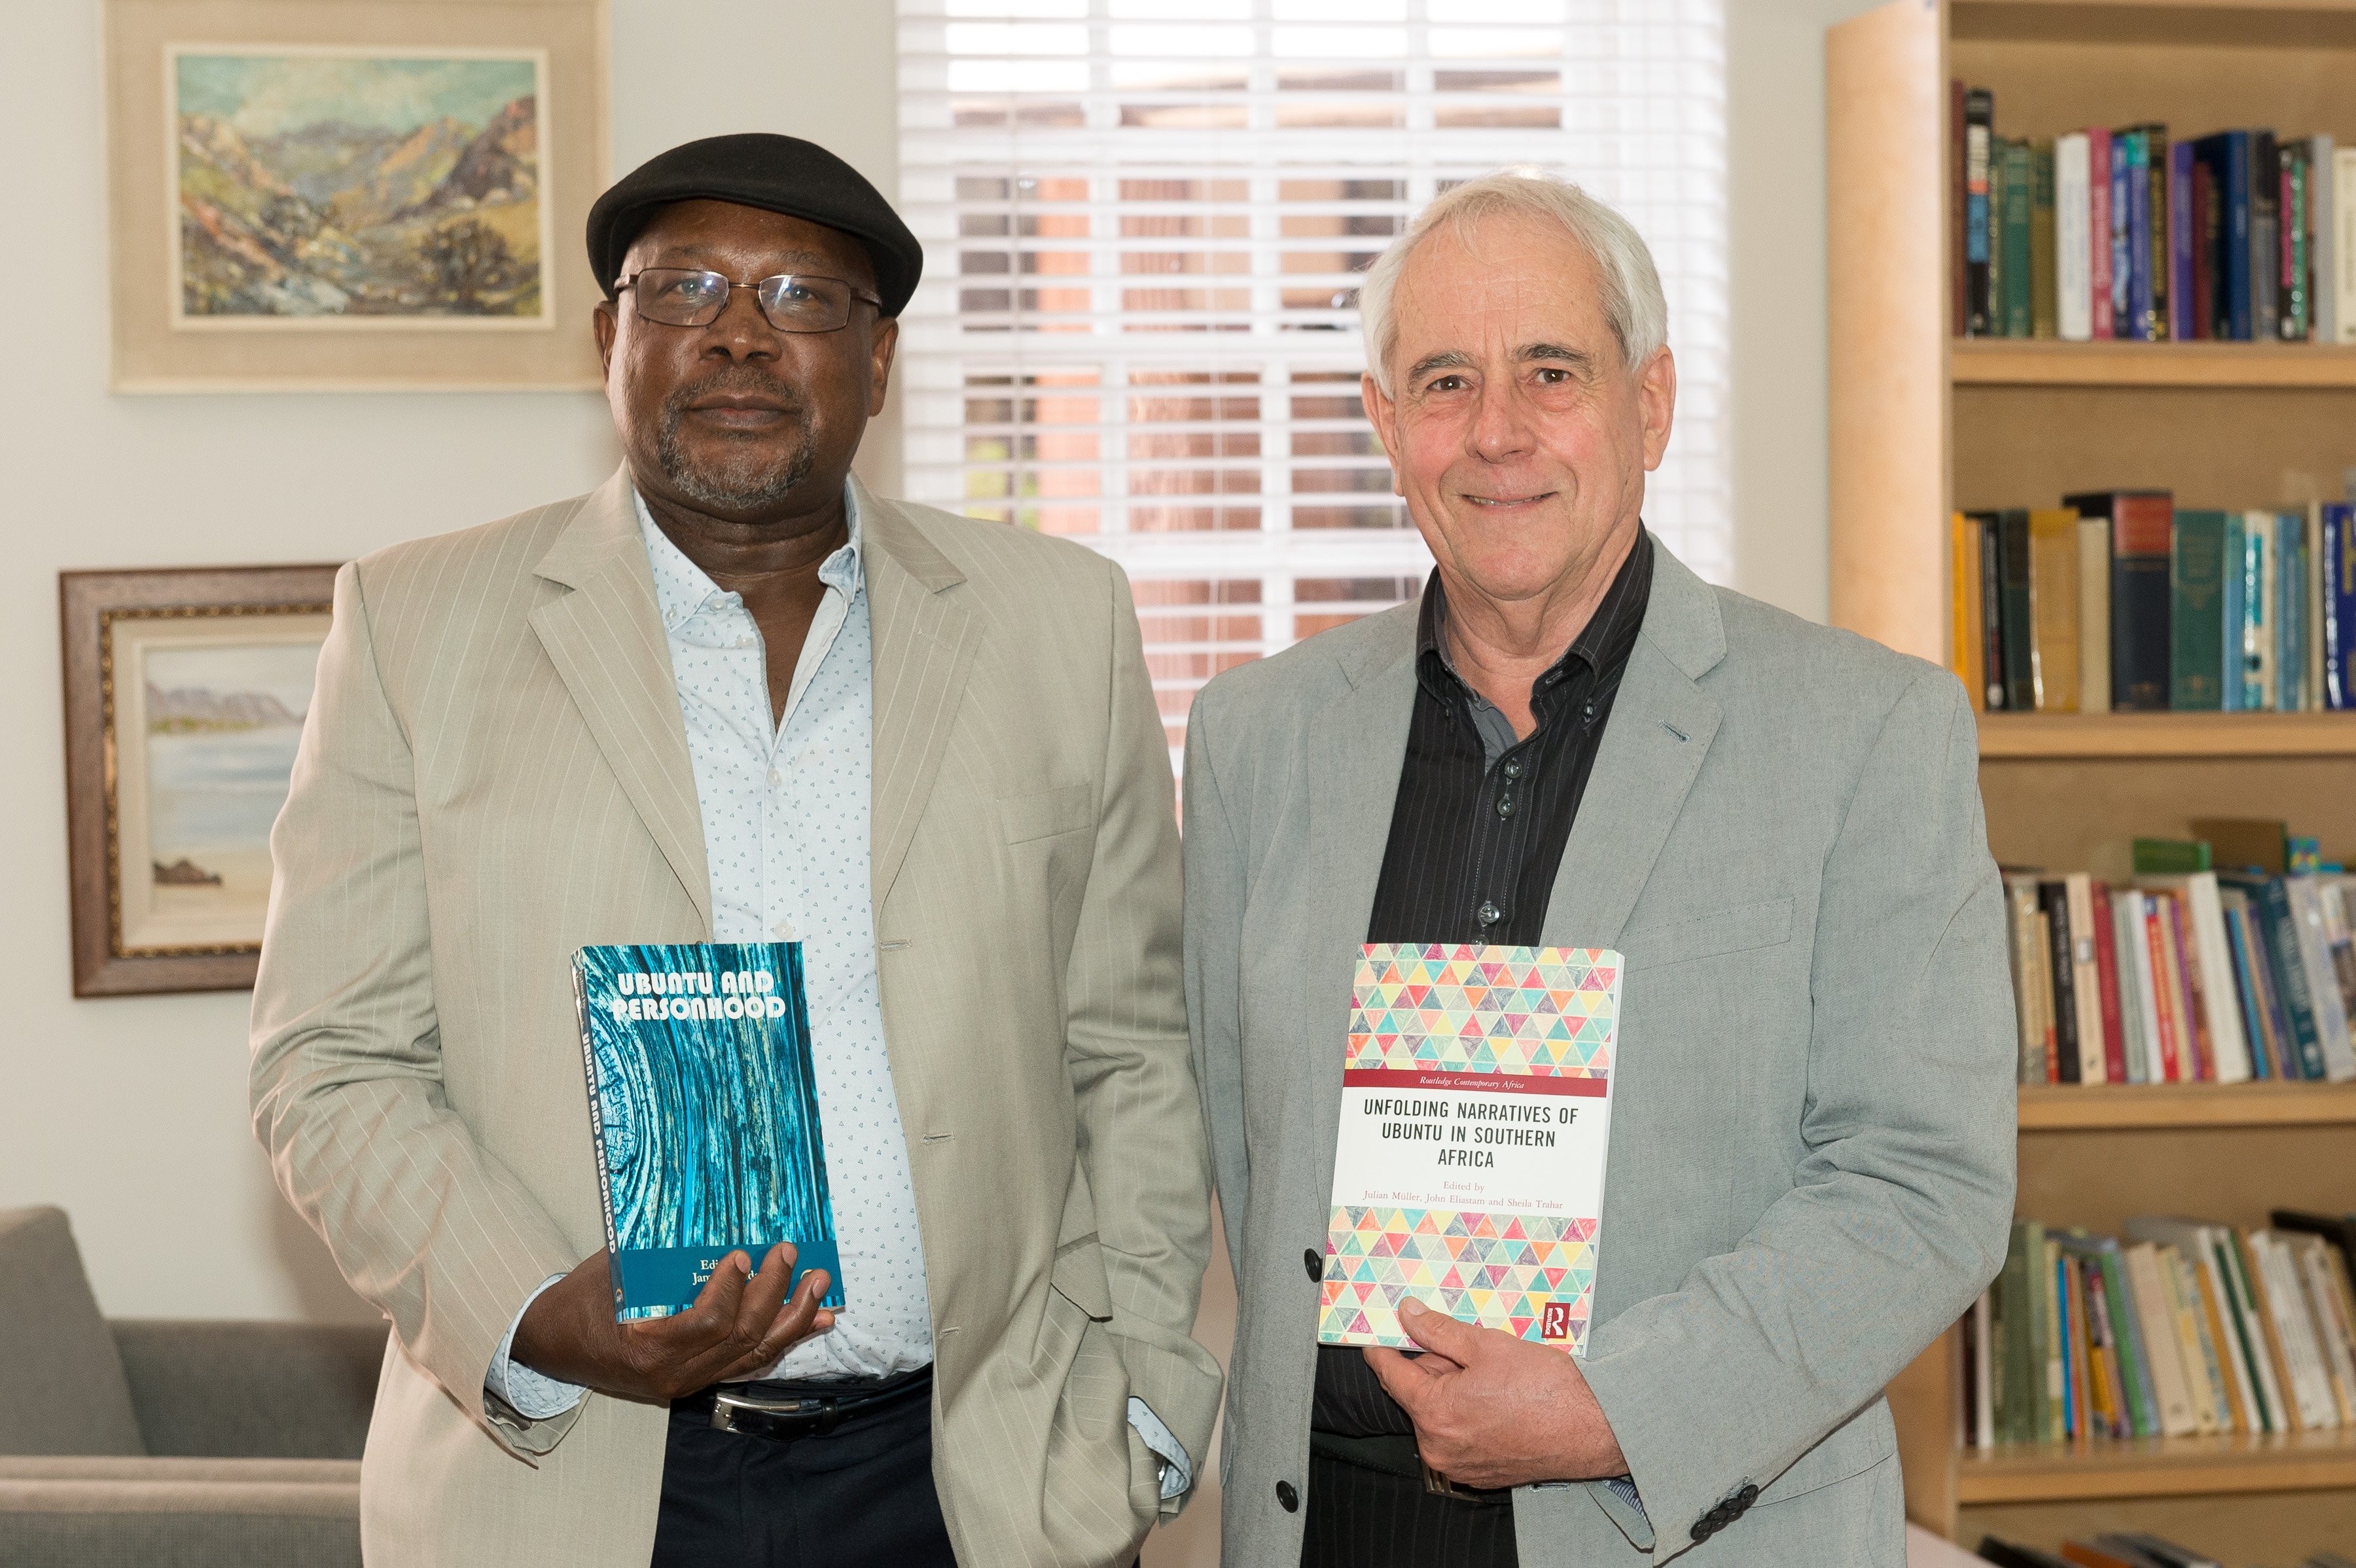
[
  {"xmin": 62, "ymin": 565, "xmax": 340, "ymax": 996},
  {"xmin": 105, "ymin": 0, "xmax": 607, "ymax": 390}
]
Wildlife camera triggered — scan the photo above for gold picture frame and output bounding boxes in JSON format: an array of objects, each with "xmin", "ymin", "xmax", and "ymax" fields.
[
  {"xmin": 62, "ymin": 565, "xmax": 340, "ymax": 996},
  {"xmin": 105, "ymin": 0, "xmax": 609, "ymax": 391}
]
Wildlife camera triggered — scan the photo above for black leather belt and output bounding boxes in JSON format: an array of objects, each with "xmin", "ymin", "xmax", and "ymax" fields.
[
  {"xmin": 1308, "ymin": 1429, "xmax": 1512, "ymax": 1507},
  {"xmin": 679, "ymin": 1364, "xmax": 932, "ymax": 1444}
]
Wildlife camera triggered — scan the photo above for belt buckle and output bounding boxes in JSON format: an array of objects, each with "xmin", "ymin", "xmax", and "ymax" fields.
[
  {"xmin": 1419, "ymin": 1457, "xmax": 1480, "ymax": 1501},
  {"xmin": 709, "ymin": 1388, "xmax": 830, "ymax": 1438}
]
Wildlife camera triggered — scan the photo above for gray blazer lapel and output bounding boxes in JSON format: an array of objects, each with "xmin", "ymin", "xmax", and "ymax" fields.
[
  {"xmin": 1301, "ymin": 607, "xmax": 1420, "ymax": 1190},
  {"xmin": 529, "ymin": 467, "xmax": 713, "ymax": 932},
  {"xmin": 1541, "ymin": 541, "xmax": 1727, "ymax": 951},
  {"xmin": 861, "ymin": 480, "xmax": 982, "ymax": 911}
]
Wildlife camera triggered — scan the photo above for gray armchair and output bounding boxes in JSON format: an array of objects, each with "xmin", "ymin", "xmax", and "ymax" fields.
[{"xmin": 0, "ymin": 1206, "xmax": 384, "ymax": 1567}]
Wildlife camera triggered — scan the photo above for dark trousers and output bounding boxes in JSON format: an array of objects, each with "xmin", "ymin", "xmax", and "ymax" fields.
[
  {"xmin": 1300, "ymin": 1448, "xmax": 1518, "ymax": 1568},
  {"xmin": 651, "ymin": 1374, "xmax": 957, "ymax": 1568}
]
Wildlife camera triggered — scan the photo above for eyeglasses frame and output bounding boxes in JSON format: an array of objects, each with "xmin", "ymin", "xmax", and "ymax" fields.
[{"xmin": 612, "ymin": 268, "xmax": 885, "ymax": 334}]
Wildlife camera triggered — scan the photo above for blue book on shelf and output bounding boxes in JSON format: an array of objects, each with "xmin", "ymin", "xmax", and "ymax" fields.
[
  {"xmin": 2125, "ymin": 131, "xmax": 2154, "ymax": 340},
  {"xmin": 2221, "ymin": 511, "xmax": 2246, "ymax": 711},
  {"xmin": 2277, "ymin": 512, "xmax": 2307, "ymax": 712},
  {"xmin": 2222, "ymin": 131, "xmax": 2254, "ymax": 340},
  {"xmin": 2230, "ymin": 876, "xmax": 2327, "ymax": 1080},
  {"xmin": 2168, "ymin": 140, "xmax": 2195, "ymax": 342},
  {"xmin": 2111, "ymin": 134, "xmax": 2135, "ymax": 338},
  {"xmin": 573, "ymin": 942, "xmax": 843, "ymax": 1321},
  {"xmin": 2327, "ymin": 503, "xmax": 2355, "ymax": 710}
]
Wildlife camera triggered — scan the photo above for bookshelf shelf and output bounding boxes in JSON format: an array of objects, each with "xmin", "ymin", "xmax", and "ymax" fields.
[
  {"xmin": 1976, "ymin": 711, "xmax": 2356, "ymax": 758},
  {"xmin": 1956, "ymin": 1428, "xmax": 2356, "ymax": 1505},
  {"xmin": 1952, "ymin": 340, "xmax": 2356, "ymax": 389},
  {"xmin": 2018, "ymin": 1080, "xmax": 2356, "ymax": 1128}
]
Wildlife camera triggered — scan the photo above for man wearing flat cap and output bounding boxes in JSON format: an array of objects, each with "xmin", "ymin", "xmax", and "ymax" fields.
[{"xmin": 253, "ymin": 133, "xmax": 1221, "ymax": 1568}]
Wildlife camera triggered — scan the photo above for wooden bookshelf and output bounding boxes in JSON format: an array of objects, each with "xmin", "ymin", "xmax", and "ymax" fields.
[
  {"xmin": 1954, "ymin": 340, "xmax": 2356, "ymax": 387},
  {"xmin": 1829, "ymin": 0, "xmax": 2356, "ymax": 1557},
  {"xmin": 2018, "ymin": 1080, "xmax": 2356, "ymax": 1128}
]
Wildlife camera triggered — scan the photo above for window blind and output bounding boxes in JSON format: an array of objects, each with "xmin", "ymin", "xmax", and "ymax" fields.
[{"xmin": 896, "ymin": 0, "xmax": 1727, "ymax": 758}]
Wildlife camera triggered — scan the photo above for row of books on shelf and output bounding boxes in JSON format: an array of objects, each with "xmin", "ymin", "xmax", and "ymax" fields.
[
  {"xmin": 1951, "ymin": 493, "xmax": 2354, "ymax": 714},
  {"xmin": 1954, "ymin": 84, "xmax": 2356, "ymax": 343},
  {"xmin": 1960, "ymin": 1211, "xmax": 2356, "ymax": 1451},
  {"xmin": 2002, "ymin": 854, "xmax": 2356, "ymax": 1086},
  {"xmin": 1979, "ymin": 1533, "xmax": 2352, "ymax": 1568}
]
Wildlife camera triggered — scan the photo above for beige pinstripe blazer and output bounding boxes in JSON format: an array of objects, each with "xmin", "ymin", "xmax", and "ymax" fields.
[{"xmin": 250, "ymin": 467, "xmax": 1221, "ymax": 1567}]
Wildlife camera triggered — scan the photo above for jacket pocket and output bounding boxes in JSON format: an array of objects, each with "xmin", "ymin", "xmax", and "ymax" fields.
[
  {"xmin": 1755, "ymin": 1399, "xmax": 1897, "ymax": 1507},
  {"xmin": 999, "ymin": 783, "xmax": 1094, "ymax": 846},
  {"xmin": 1621, "ymin": 897, "xmax": 1793, "ymax": 974}
]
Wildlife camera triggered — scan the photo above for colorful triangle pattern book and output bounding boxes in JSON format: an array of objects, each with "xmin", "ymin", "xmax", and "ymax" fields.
[{"xmin": 1319, "ymin": 942, "xmax": 1622, "ymax": 1355}]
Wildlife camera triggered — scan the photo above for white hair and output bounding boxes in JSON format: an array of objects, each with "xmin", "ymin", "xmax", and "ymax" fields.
[{"xmin": 1356, "ymin": 169, "xmax": 1668, "ymax": 393}]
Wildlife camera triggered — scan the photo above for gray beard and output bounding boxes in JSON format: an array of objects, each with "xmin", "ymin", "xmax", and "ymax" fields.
[{"xmin": 654, "ymin": 377, "xmax": 817, "ymax": 512}]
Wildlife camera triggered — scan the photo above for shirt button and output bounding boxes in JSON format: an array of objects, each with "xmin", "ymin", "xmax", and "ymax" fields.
[
  {"xmin": 1276, "ymin": 1480, "xmax": 1299, "ymax": 1512},
  {"xmin": 1496, "ymin": 794, "xmax": 1515, "ymax": 819},
  {"xmin": 766, "ymin": 769, "xmax": 783, "ymax": 789},
  {"xmin": 1303, "ymin": 1248, "xmax": 1323, "ymax": 1283},
  {"xmin": 772, "ymin": 921, "xmax": 795, "ymax": 940},
  {"xmin": 1476, "ymin": 901, "xmax": 1502, "ymax": 927}
]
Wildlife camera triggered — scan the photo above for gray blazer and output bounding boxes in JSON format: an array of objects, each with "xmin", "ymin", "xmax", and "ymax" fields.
[{"xmin": 1183, "ymin": 539, "xmax": 2016, "ymax": 1566}]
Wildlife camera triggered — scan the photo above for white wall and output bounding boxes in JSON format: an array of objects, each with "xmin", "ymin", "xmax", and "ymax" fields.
[{"xmin": 0, "ymin": 0, "xmax": 899, "ymax": 1325}]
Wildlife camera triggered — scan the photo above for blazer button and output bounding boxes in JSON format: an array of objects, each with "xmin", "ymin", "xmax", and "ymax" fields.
[
  {"xmin": 1738, "ymin": 1483, "xmax": 1758, "ymax": 1506},
  {"xmin": 1304, "ymin": 1248, "xmax": 1323, "ymax": 1283},
  {"xmin": 1276, "ymin": 1480, "xmax": 1299, "ymax": 1512},
  {"xmin": 1689, "ymin": 1519, "xmax": 1713, "ymax": 1542}
]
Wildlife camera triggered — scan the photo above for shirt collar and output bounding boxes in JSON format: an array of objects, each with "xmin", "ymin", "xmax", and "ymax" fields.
[
  {"xmin": 1415, "ymin": 527, "xmax": 1654, "ymax": 707},
  {"xmin": 635, "ymin": 482, "xmax": 866, "ymax": 633}
]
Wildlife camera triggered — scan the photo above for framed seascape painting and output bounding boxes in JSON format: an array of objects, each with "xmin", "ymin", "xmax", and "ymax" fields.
[
  {"xmin": 105, "ymin": 0, "xmax": 609, "ymax": 391},
  {"xmin": 62, "ymin": 566, "xmax": 339, "ymax": 997}
]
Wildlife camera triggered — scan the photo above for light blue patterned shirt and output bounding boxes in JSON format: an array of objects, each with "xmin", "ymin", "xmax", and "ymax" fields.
[{"xmin": 486, "ymin": 485, "xmax": 1188, "ymax": 1495}]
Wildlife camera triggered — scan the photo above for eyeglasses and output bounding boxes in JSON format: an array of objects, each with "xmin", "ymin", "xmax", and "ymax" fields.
[{"xmin": 615, "ymin": 268, "xmax": 882, "ymax": 333}]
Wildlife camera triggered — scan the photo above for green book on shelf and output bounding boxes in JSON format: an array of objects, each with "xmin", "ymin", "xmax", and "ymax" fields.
[
  {"xmin": 2134, "ymin": 838, "xmax": 2213, "ymax": 875},
  {"xmin": 2001, "ymin": 138, "xmax": 2035, "ymax": 337},
  {"xmin": 1997, "ymin": 1221, "xmax": 2041, "ymax": 1443},
  {"xmin": 2029, "ymin": 138, "xmax": 2058, "ymax": 339},
  {"xmin": 2171, "ymin": 510, "xmax": 2228, "ymax": 709}
]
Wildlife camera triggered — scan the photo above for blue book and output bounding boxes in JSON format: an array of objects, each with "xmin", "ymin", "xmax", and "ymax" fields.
[
  {"xmin": 2125, "ymin": 131, "xmax": 2154, "ymax": 340},
  {"xmin": 2168, "ymin": 139, "xmax": 2196, "ymax": 342},
  {"xmin": 2327, "ymin": 503, "xmax": 2355, "ymax": 710},
  {"xmin": 2234, "ymin": 877, "xmax": 2328, "ymax": 1079},
  {"xmin": 573, "ymin": 942, "xmax": 843, "ymax": 1321},
  {"xmin": 2222, "ymin": 132, "xmax": 2254, "ymax": 340},
  {"xmin": 2221, "ymin": 511, "xmax": 2246, "ymax": 711},
  {"xmin": 2221, "ymin": 903, "xmax": 2270, "ymax": 1079},
  {"xmin": 2111, "ymin": 134, "xmax": 2135, "ymax": 338},
  {"xmin": 2277, "ymin": 512, "xmax": 2307, "ymax": 712}
]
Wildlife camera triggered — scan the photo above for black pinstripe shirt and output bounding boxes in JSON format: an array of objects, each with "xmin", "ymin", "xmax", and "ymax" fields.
[{"xmin": 1311, "ymin": 527, "xmax": 1654, "ymax": 1440}]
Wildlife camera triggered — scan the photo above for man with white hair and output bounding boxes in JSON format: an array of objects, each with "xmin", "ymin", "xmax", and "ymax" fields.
[{"xmin": 1184, "ymin": 171, "xmax": 2015, "ymax": 1564}]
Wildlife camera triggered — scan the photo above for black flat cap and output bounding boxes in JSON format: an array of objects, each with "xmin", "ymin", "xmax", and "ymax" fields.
[{"xmin": 587, "ymin": 134, "xmax": 922, "ymax": 317}]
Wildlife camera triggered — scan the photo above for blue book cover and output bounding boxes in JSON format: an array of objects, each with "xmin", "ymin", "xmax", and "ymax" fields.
[
  {"xmin": 2277, "ymin": 512, "xmax": 2306, "ymax": 712},
  {"xmin": 572, "ymin": 942, "xmax": 844, "ymax": 1321},
  {"xmin": 2327, "ymin": 503, "xmax": 2354, "ymax": 710},
  {"xmin": 2223, "ymin": 132, "xmax": 2253, "ymax": 340},
  {"xmin": 2235, "ymin": 876, "xmax": 2327, "ymax": 1080}
]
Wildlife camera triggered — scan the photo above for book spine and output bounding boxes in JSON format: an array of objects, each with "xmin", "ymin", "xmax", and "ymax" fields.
[
  {"xmin": 2059, "ymin": 1252, "xmax": 2082, "ymax": 1437},
  {"xmin": 2090, "ymin": 128, "xmax": 2115, "ymax": 340},
  {"xmin": 2279, "ymin": 513, "xmax": 2308, "ymax": 713},
  {"xmin": 2254, "ymin": 130, "xmax": 2281, "ymax": 340},
  {"xmin": 2031, "ymin": 140, "xmax": 2058, "ymax": 338},
  {"xmin": 2227, "ymin": 132, "xmax": 2254, "ymax": 340},
  {"xmin": 2258, "ymin": 878, "xmax": 2329, "ymax": 1079},
  {"xmin": 2146, "ymin": 899, "xmax": 2185, "ymax": 1080},
  {"xmin": 2101, "ymin": 1249, "xmax": 2159, "ymax": 1436},
  {"xmin": 1980, "ymin": 516, "xmax": 2008, "ymax": 708},
  {"xmin": 2079, "ymin": 515, "xmax": 2112, "ymax": 714},
  {"xmin": 2147, "ymin": 126, "xmax": 2171, "ymax": 339},
  {"xmin": 1966, "ymin": 90, "xmax": 1993, "ymax": 336},
  {"xmin": 2107, "ymin": 494, "xmax": 2174, "ymax": 709},
  {"xmin": 2222, "ymin": 904, "xmax": 2271, "ymax": 1080},
  {"xmin": 2029, "ymin": 510, "xmax": 2081, "ymax": 711},
  {"xmin": 1999, "ymin": 1225, "xmax": 2035, "ymax": 1443},
  {"xmin": 1951, "ymin": 79, "xmax": 1969, "ymax": 338},
  {"xmin": 2238, "ymin": 512, "xmax": 2270, "ymax": 711},
  {"xmin": 2002, "ymin": 139, "xmax": 2035, "ymax": 337},
  {"xmin": 2120, "ymin": 889, "xmax": 2158, "ymax": 1082},
  {"xmin": 2041, "ymin": 882, "xmax": 2082, "ymax": 1082},
  {"xmin": 1999, "ymin": 511, "xmax": 2037, "ymax": 711},
  {"xmin": 2111, "ymin": 132, "xmax": 2135, "ymax": 337},
  {"xmin": 2161, "ymin": 1247, "xmax": 2225, "ymax": 1433},
  {"xmin": 2327, "ymin": 504, "xmax": 2354, "ymax": 709},
  {"xmin": 1951, "ymin": 511, "xmax": 1976, "ymax": 695},
  {"xmin": 2315, "ymin": 135, "xmax": 2338, "ymax": 343},
  {"xmin": 2192, "ymin": 152, "xmax": 2216, "ymax": 338},
  {"xmin": 2171, "ymin": 893, "xmax": 2215, "ymax": 1079},
  {"xmin": 2058, "ymin": 133, "xmax": 2093, "ymax": 340},
  {"xmin": 2085, "ymin": 1262, "xmax": 2123, "ymax": 1435},
  {"xmin": 2338, "ymin": 148, "xmax": 2356, "ymax": 343},
  {"xmin": 2287, "ymin": 145, "xmax": 2311, "ymax": 340},
  {"xmin": 2092, "ymin": 882, "xmax": 2128, "ymax": 1082},
  {"xmin": 2128, "ymin": 130, "xmax": 2156, "ymax": 340},
  {"xmin": 2172, "ymin": 510, "xmax": 2228, "ymax": 710},
  {"xmin": 2169, "ymin": 137, "xmax": 2195, "ymax": 340},
  {"xmin": 2247, "ymin": 890, "xmax": 2297, "ymax": 1078},
  {"xmin": 570, "ymin": 955, "xmax": 626, "ymax": 1278}
]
